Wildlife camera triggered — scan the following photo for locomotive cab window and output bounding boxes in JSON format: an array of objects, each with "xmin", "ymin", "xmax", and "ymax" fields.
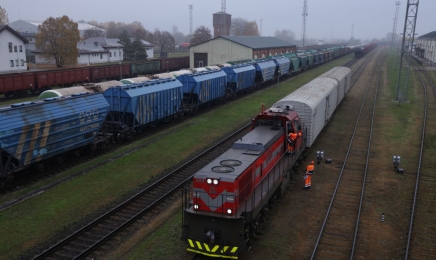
[{"xmin": 287, "ymin": 122, "xmax": 295, "ymax": 133}]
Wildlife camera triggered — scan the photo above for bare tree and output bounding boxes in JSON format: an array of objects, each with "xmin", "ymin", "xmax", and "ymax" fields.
[
  {"xmin": 83, "ymin": 27, "xmax": 105, "ymax": 39},
  {"xmin": 154, "ymin": 29, "xmax": 175, "ymax": 52},
  {"xmin": 106, "ymin": 22, "xmax": 119, "ymax": 38},
  {"xmin": 231, "ymin": 17, "xmax": 247, "ymax": 36},
  {"xmin": 274, "ymin": 29, "xmax": 296, "ymax": 43},
  {"xmin": 133, "ymin": 27, "xmax": 154, "ymax": 43},
  {"xmin": 172, "ymin": 26, "xmax": 185, "ymax": 44},
  {"xmin": 0, "ymin": 6, "xmax": 8, "ymax": 25},
  {"xmin": 35, "ymin": 16, "xmax": 80, "ymax": 68},
  {"xmin": 244, "ymin": 21, "xmax": 259, "ymax": 36},
  {"xmin": 190, "ymin": 26, "xmax": 212, "ymax": 46}
]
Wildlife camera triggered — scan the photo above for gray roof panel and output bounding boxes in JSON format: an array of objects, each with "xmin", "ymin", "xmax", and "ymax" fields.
[{"xmin": 218, "ymin": 36, "xmax": 295, "ymax": 49}]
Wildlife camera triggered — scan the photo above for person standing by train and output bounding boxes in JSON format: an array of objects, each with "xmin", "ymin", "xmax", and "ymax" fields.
[{"xmin": 304, "ymin": 161, "xmax": 315, "ymax": 189}]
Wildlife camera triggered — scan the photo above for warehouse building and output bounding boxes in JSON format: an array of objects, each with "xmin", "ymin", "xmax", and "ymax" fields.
[
  {"xmin": 189, "ymin": 36, "xmax": 296, "ymax": 68},
  {"xmin": 415, "ymin": 31, "xmax": 436, "ymax": 66}
]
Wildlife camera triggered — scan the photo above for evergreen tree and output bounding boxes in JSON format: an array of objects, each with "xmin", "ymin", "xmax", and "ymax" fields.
[
  {"xmin": 131, "ymin": 37, "xmax": 148, "ymax": 61},
  {"xmin": 118, "ymin": 30, "xmax": 132, "ymax": 59}
]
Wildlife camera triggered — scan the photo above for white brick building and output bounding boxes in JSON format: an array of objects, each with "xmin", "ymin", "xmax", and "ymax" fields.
[
  {"xmin": 0, "ymin": 25, "xmax": 28, "ymax": 72},
  {"xmin": 415, "ymin": 31, "xmax": 436, "ymax": 65},
  {"xmin": 33, "ymin": 37, "xmax": 124, "ymax": 65}
]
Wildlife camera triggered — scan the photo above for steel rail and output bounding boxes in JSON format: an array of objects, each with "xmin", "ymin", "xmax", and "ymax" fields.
[
  {"xmin": 350, "ymin": 52, "xmax": 383, "ymax": 259},
  {"xmin": 310, "ymin": 49, "xmax": 382, "ymax": 260},
  {"xmin": 32, "ymin": 122, "xmax": 251, "ymax": 260},
  {"xmin": 404, "ymin": 67, "xmax": 428, "ymax": 259}
]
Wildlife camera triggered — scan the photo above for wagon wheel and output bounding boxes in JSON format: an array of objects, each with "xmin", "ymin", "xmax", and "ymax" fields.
[
  {"xmin": 36, "ymin": 163, "xmax": 45, "ymax": 172},
  {"xmin": 57, "ymin": 156, "xmax": 64, "ymax": 164},
  {"xmin": 90, "ymin": 144, "xmax": 98, "ymax": 152},
  {"xmin": 74, "ymin": 150, "xmax": 81, "ymax": 158}
]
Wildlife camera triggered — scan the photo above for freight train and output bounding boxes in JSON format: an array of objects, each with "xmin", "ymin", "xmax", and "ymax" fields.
[
  {"xmin": 0, "ymin": 56, "xmax": 190, "ymax": 98},
  {"xmin": 0, "ymin": 44, "xmax": 362, "ymax": 98},
  {"xmin": 181, "ymin": 66, "xmax": 353, "ymax": 259},
  {"xmin": 0, "ymin": 44, "xmax": 373, "ymax": 188}
]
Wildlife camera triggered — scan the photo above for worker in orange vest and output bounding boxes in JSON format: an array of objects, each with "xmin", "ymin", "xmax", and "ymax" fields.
[
  {"xmin": 304, "ymin": 161, "xmax": 314, "ymax": 189},
  {"xmin": 287, "ymin": 132, "xmax": 298, "ymax": 152}
]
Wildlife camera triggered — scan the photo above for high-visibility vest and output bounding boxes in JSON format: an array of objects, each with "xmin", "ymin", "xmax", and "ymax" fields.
[{"xmin": 306, "ymin": 165, "xmax": 314, "ymax": 174}]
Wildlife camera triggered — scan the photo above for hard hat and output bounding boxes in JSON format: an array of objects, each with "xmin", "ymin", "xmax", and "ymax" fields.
[{"xmin": 310, "ymin": 161, "xmax": 314, "ymax": 165}]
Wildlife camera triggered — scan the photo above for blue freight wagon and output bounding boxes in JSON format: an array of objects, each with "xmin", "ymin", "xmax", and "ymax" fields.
[
  {"xmin": 271, "ymin": 56, "xmax": 291, "ymax": 77},
  {"xmin": 253, "ymin": 59, "xmax": 276, "ymax": 83},
  {"xmin": 221, "ymin": 64, "xmax": 256, "ymax": 96},
  {"xmin": 103, "ymin": 78, "xmax": 183, "ymax": 135},
  {"xmin": 177, "ymin": 70, "xmax": 227, "ymax": 110},
  {"xmin": 0, "ymin": 93, "xmax": 110, "ymax": 182}
]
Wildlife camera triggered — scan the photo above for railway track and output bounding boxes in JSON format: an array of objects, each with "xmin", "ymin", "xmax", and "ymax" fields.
[
  {"xmin": 32, "ymin": 123, "xmax": 251, "ymax": 259},
  {"xmin": 310, "ymin": 50, "xmax": 383, "ymax": 259},
  {"xmin": 404, "ymin": 67, "xmax": 436, "ymax": 259}
]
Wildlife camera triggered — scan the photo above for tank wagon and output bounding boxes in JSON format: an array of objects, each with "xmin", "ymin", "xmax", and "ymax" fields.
[{"xmin": 181, "ymin": 67, "xmax": 352, "ymax": 259}]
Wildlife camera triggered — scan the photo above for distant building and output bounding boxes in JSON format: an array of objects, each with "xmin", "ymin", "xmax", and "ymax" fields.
[
  {"xmin": 32, "ymin": 37, "xmax": 123, "ymax": 65},
  {"xmin": 213, "ymin": 11, "xmax": 231, "ymax": 37},
  {"xmin": 8, "ymin": 20, "xmax": 105, "ymax": 56},
  {"xmin": 415, "ymin": 31, "xmax": 436, "ymax": 65},
  {"xmin": 0, "ymin": 25, "xmax": 29, "ymax": 72},
  {"xmin": 189, "ymin": 36, "xmax": 296, "ymax": 68}
]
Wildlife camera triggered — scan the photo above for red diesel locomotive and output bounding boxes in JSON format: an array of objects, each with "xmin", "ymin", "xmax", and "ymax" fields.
[{"xmin": 182, "ymin": 105, "xmax": 307, "ymax": 259}]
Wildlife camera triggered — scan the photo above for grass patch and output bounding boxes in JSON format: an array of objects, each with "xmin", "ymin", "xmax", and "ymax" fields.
[{"xmin": 0, "ymin": 55, "xmax": 352, "ymax": 259}]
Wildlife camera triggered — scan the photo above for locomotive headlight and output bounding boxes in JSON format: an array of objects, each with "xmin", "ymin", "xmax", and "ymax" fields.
[
  {"xmin": 213, "ymin": 179, "xmax": 219, "ymax": 185},
  {"xmin": 207, "ymin": 178, "xmax": 212, "ymax": 184},
  {"xmin": 227, "ymin": 209, "xmax": 232, "ymax": 215},
  {"xmin": 194, "ymin": 204, "xmax": 199, "ymax": 210}
]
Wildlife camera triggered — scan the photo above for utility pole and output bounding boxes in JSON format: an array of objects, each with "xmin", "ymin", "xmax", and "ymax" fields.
[
  {"xmin": 301, "ymin": 0, "xmax": 308, "ymax": 50},
  {"xmin": 331, "ymin": 27, "xmax": 333, "ymax": 43},
  {"xmin": 391, "ymin": 1, "xmax": 401, "ymax": 47},
  {"xmin": 220, "ymin": 0, "xmax": 227, "ymax": 36},
  {"xmin": 395, "ymin": 0, "xmax": 419, "ymax": 102},
  {"xmin": 189, "ymin": 5, "xmax": 193, "ymax": 42},
  {"xmin": 351, "ymin": 24, "xmax": 354, "ymax": 39}
]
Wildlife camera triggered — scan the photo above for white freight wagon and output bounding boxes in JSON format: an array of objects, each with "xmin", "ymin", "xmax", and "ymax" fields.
[
  {"xmin": 319, "ymin": 66, "xmax": 352, "ymax": 105},
  {"xmin": 269, "ymin": 77, "xmax": 339, "ymax": 147}
]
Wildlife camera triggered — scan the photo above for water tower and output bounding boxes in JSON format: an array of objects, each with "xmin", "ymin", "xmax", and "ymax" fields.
[{"xmin": 213, "ymin": 1, "xmax": 231, "ymax": 37}]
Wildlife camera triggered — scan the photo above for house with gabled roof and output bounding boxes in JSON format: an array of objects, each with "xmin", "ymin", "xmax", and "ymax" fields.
[
  {"xmin": 32, "ymin": 37, "xmax": 124, "ymax": 65},
  {"xmin": 189, "ymin": 36, "xmax": 296, "ymax": 68},
  {"xmin": 0, "ymin": 25, "xmax": 29, "ymax": 72}
]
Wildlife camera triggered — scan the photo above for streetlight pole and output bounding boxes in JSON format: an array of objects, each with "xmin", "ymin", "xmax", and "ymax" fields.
[{"xmin": 277, "ymin": 69, "xmax": 281, "ymax": 91}]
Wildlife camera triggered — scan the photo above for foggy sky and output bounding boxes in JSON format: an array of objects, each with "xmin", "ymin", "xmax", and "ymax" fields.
[{"xmin": 3, "ymin": 0, "xmax": 434, "ymax": 42}]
